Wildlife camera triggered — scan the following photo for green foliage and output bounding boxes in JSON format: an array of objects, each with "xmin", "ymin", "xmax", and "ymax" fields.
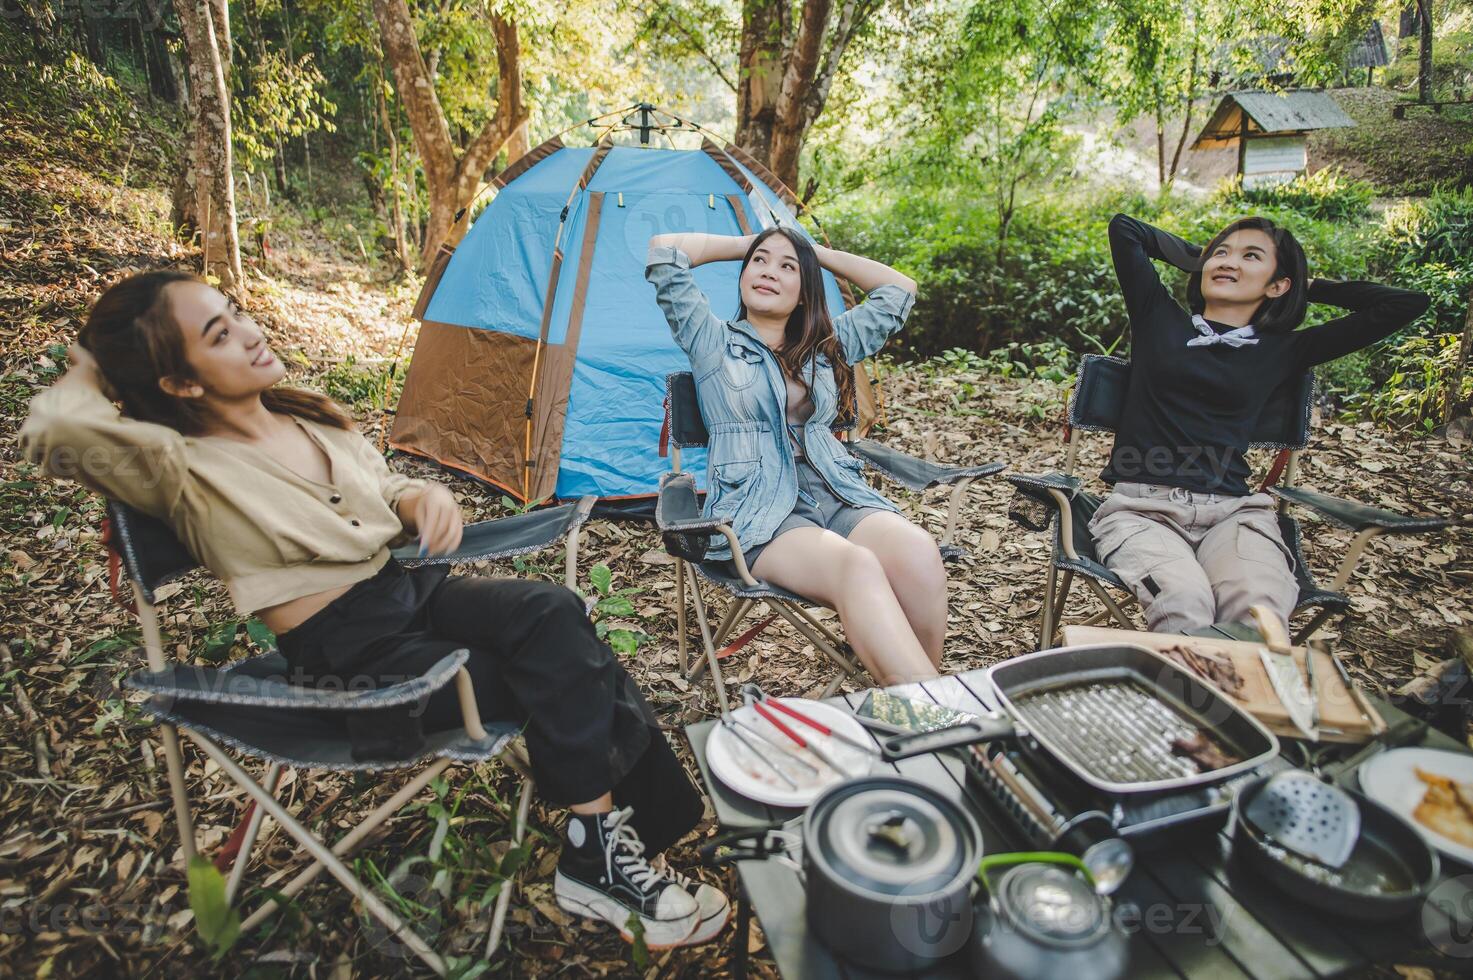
[
  {"xmin": 1213, "ymin": 168, "xmax": 1376, "ymax": 223},
  {"xmin": 319, "ymin": 356, "xmax": 402, "ymax": 410},
  {"xmin": 187, "ymin": 856, "xmax": 241, "ymax": 961},
  {"xmin": 586, "ymin": 562, "xmax": 649, "ymax": 657},
  {"xmin": 234, "ymin": 51, "xmax": 339, "ymax": 175},
  {"xmin": 1341, "ymin": 333, "xmax": 1471, "ymax": 428},
  {"xmin": 627, "ymin": 909, "xmax": 650, "ymax": 969},
  {"xmin": 1382, "ymin": 29, "xmax": 1473, "ymax": 99}
]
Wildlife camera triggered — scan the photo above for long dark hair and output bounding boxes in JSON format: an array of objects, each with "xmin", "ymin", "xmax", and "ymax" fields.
[
  {"xmin": 79, "ymin": 270, "xmax": 353, "ymax": 435},
  {"xmin": 1187, "ymin": 216, "xmax": 1309, "ymax": 334},
  {"xmin": 734, "ymin": 227, "xmax": 854, "ymax": 417}
]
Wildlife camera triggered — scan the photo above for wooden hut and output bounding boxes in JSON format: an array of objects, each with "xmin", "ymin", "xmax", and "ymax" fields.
[{"xmin": 1191, "ymin": 90, "xmax": 1355, "ymax": 187}]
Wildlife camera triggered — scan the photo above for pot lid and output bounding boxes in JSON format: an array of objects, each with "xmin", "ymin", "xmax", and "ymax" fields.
[
  {"xmin": 997, "ymin": 865, "xmax": 1108, "ymax": 947},
  {"xmin": 810, "ymin": 780, "xmax": 972, "ymax": 897}
]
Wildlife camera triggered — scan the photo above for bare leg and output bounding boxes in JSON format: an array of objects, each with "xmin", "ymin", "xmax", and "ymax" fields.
[
  {"xmin": 753, "ymin": 527, "xmax": 937, "ymax": 685},
  {"xmin": 847, "ymin": 511, "xmax": 947, "ymax": 668},
  {"xmin": 570, "ymin": 793, "xmax": 614, "ymax": 815}
]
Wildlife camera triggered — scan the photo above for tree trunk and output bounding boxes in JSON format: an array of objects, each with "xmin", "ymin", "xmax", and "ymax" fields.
[
  {"xmin": 1165, "ymin": 45, "xmax": 1200, "ymax": 186},
  {"xmin": 734, "ymin": 0, "xmax": 788, "ymax": 169},
  {"xmin": 1446, "ymin": 289, "xmax": 1473, "ymax": 422},
  {"xmin": 373, "ymin": 58, "xmax": 410, "ymax": 271},
  {"xmin": 506, "ymin": 119, "xmax": 530, "ymax": 166},
  {"xmin": 734, "ymin": 0, "xmax": 878, "ymax": 194},
  {"xmin": 1417, "ymin": 0, "xmax": 1433, "ymax": 103},
  {"xmin": 1154, "ymin": 99, "xmax": 1167, "ymax": 187},
  {"xmin": 177, "ymin": 0, "xmax": 244, "ymax": 294},
  {"xmin": 371, "ymin": 0, "xmax": 528, "ymax": 272}
]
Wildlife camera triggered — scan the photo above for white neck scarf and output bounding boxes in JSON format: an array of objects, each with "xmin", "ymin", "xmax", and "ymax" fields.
[{"xmin": 1187, "ymin": 314, "xmax": 1258, "ymax": 348}]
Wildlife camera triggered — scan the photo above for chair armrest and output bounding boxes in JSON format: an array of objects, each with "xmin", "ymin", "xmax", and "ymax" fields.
[
  {"xmin": 124, "ymin": 649, "xmax": 470, "ymax": 709},
  {"xmin": 1005, "ymin": 473, "xmax": 1083, "ymax": 535},
  {"xmin": 848, "ymin": 438, "xmax": 1005, "ymax": 492},
  {"xmin": 656, "ymin": 472, "xmax": 721, "ymax": 533},
  {"xmin": 394, "ymin": 495, "xmax": 595, "ymax": 566},
  {"xmin": 1005, "ymin": 473, "xmax": 1083, "ymax": 505},
  {"xmin": 1270, "ymin": 486, "xmax": 1462, "ymax": 536}
]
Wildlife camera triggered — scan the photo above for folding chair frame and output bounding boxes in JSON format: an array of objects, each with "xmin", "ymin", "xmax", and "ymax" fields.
[
  {"xmin": 1013, "ymin": 355, "xmax": 1461, "ymax": 650},
  {"xmin": 110, "ymin": 497, "xmax": 596, "ymax": 974},
  {"xmin": 661, "ymin": 459, "xmax": 864, "ymax": 716}
]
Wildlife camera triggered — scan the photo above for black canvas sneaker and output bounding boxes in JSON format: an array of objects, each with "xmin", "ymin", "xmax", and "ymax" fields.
[{"xmin": 554, "ymin": 807, "xmax": 699, "ymax": 948}]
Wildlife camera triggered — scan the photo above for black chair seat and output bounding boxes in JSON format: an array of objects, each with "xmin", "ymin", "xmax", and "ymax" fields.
[
  {"xmin": 688, "ymin": 560, "xmax": 814, "ymax": 604},
  {"xmin": 848, "ymin": 438, "xmax": 1005, "ymax": 492},
  {"xmin": 126, "ymin": 650, "xmax": 468, "ymax": 710},
  {"xmin": 143, "ymin": 696, "xmax": 518, "ymax": 771},
  {"xmin": 1014, "ymin": 475, "xmax": 1350, "ymax": 617}
]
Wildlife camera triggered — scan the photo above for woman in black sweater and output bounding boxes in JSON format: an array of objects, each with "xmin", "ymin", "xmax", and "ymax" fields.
[{"xmin": 1090, "ymin": 213, "xmax": 1430, "ymax": 634}]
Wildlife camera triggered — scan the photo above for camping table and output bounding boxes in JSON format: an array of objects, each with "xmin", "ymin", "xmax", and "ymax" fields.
[{"xmin": 685, "ymin": 667, "xmax": 1473, "ymax": 979}]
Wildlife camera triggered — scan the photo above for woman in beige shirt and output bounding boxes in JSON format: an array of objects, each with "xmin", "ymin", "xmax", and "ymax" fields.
[{"xmin": 20, "ymin": 271, "xmax": 727, "ymax": 949}]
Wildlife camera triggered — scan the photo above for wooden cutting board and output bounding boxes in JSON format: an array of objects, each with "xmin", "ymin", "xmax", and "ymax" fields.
[{"xmin": 1059, "ymin": 626, "xmax": 1388, "ymax": 743}]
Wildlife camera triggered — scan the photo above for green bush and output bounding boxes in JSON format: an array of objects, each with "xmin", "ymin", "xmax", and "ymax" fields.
[
  {"xmin": 1212, "ymin": 168, "xmax": 1376, "ymax": 223},
  {"xmin": 825, "ymin": 185, "xmax": 1377, "ymax": 361},
  {"xmin": 1340, "ymin": 333, "xmax": 1471, "ymax": 429}
]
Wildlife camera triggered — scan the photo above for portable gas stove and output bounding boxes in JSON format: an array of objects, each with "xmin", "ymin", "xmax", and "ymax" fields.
[{"xmin": 966, "ymin": 739, "xmax": 1290, "ymax": 889}]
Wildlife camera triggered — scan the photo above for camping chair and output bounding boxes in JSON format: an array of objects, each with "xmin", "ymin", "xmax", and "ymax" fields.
[
  {"xmin": 106, "ymin": 495, "xmax": 594, "ymax": 974},
  {"xmin": 1006, "ymin": 353, "xmax": 1461, "ymax": 649},
  {"xmin": 656, "ymin": 372, "xmax": 1004, "ymax": 711}
]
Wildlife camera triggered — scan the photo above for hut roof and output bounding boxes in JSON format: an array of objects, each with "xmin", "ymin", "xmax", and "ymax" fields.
[
  {"xmin": 1346, "ymin": 21, "xmax": 1389, "ymax": 70},
  {"xmin": 1192, "ymin": 90, "xmax": 1355, "ymax": 148}
]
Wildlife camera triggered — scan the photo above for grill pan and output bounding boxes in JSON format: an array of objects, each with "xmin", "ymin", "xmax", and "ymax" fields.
[{"xmin": 882, "ymin": 644, "xmax": 1280, "ymax": 795}]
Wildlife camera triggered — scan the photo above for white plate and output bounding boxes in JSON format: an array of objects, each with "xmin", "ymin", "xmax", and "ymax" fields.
[
  {"xmin": 706, "ymin": 698, "xmax": 879, "ymax": 808},
  {"xmin": 1359, "ymin": 747, "xmax": 1473, "ymax": 866}
]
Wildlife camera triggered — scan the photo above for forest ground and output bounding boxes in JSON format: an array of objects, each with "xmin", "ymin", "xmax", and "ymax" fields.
[{"xmin": 2, "ymin": 74, "xmax": 1470, "ymax": 978}]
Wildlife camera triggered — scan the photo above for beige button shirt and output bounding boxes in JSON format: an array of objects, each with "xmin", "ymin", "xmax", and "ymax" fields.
[{"xmin": 18, "ymin": 381, "xmax": 428, "ymax": 613}]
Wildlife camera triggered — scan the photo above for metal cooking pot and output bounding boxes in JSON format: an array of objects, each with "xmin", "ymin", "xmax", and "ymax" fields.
[
  {"xmin": 803, "ymin": 775, "xmax": 982, "ymax": 973},
  {"xmin": 968, "ymin": 853, "xmax": 1130, "ymax": 980}
]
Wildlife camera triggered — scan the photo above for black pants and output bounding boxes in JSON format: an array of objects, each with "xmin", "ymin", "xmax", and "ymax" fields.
[{"xmin": 278, "ymin": 559, "xmax": 703, "ymax": 854}]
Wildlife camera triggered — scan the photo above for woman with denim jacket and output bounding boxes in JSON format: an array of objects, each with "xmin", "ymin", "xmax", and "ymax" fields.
[{"xmin": 646, "ymin": 228, "xmax": 943, "ymax": 685}]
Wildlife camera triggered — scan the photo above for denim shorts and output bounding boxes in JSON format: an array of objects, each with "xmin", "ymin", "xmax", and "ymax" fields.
[{"xmin": 736, "ymin": 457, "xmax": 886, "ymax": 575}]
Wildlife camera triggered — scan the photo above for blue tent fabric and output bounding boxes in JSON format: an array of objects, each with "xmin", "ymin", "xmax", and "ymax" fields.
[{"xmin": 409, "ymin": 142, "xmax": 849, "ymax": 501}]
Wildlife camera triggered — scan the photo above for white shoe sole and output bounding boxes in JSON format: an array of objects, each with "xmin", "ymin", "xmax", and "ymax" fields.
[
  {"xmin": 554, "ymin": 871, "xmax": 698, "ymax": 949},
  {"xmin": 681, "ymin": 901, "xmax": 732, "ymax": 946}
]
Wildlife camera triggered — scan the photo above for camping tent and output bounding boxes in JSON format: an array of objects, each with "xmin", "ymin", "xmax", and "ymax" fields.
[{"xmin": 390, "ymin": 122, "xmax": 873, "ymax": 505}]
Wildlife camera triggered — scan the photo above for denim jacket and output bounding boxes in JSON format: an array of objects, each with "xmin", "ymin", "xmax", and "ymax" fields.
[{"xmin": 645, "ymin": 244, "xmax": 916, "ymax": 560}]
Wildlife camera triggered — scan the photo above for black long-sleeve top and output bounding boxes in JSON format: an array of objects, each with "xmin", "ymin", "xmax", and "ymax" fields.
[{"xmin": 1100, "ymin": 214, "xmax": 1431, "ymax": 496}]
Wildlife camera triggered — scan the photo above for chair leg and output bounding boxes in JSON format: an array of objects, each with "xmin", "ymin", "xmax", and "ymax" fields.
[
  {"xmin": 686, "ymin": 581, "xmax": 732, "ymax": 715},
  {"xmin": 1083, "ymin": 578, "xmax": 1135, "ymax": 630},
  {"xmin": 712, "ymin": 598, "xmax": 753, "ymax": 649},
  {"xmin": 185, "ymin": 732, "xmax": 447, "ymax": 976},
  {"xmin": 133, "ymin": 583, "xmax": 198, "ymax": 864},
  {"xmin": 240, "ymin": 756, "xmax": 455, "ymax": 934},
  {"xmin": 225, "ymin": 762, "xmax": 282, "ymax": 905},
  {"xmin": 1039, "ymin": 561, "xmax": 1060, "ymax": 650},
  {"xmin": 767, "ymin": 601, "xmax": 861, "ymax": 680},
  {"xmin": 1049, "ymin": 570, "xmax": 1074, "ymax": 645},
  {"xmin": 485, "ymin": 771, "xmax": 534, "ymax": 959},
  {"xmin": 788, "ymin": 604, "xmax": 844, "ymax": 651},
  {"xmin": 1292, "ymin": 607, "xmax": 1336, "ymax": 645},
  {"xmin": 941, "ymin": 478, "xmax": 974, "ymax": 548},
  {"xmin": 675, "ymin": 560, "xmax": 689, "ymax": 676}
]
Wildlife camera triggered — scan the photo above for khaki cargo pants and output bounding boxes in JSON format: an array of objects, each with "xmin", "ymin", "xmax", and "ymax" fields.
[{"xmin": 1087, "ymin": 482, "xmax": 1298, "ymax": 634}]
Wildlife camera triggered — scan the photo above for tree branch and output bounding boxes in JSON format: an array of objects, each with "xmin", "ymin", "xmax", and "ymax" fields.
[
  {"xmin": 807, "ymin": 0, "xmax": 873, "ymax": 128},
  {"xmin": 774, "ymin": 0, "xmax": 830, "ymax": 133},
  {"xmin": 371, "ymin": 0, "xmax": 454, "ymax": 188},
  {"xmin": 652, "ymin": 0, "xmax": 737, "ymax": 92},
  {"xmin": 457, "ymin": 14, "xmax": 529, "ymax": 188}
]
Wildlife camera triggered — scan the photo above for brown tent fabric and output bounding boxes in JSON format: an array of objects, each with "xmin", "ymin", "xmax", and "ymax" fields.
[
  {"xmin": 389, "ymin": 322, "xmax": 538, "ymax": 496},
  {"xmin": 492, "ymin": 135, "xmax": 564, "ymax": 190},
  {"xmin": 525, "ymin": 192, "xmax": 606, "ymax": 501}
]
